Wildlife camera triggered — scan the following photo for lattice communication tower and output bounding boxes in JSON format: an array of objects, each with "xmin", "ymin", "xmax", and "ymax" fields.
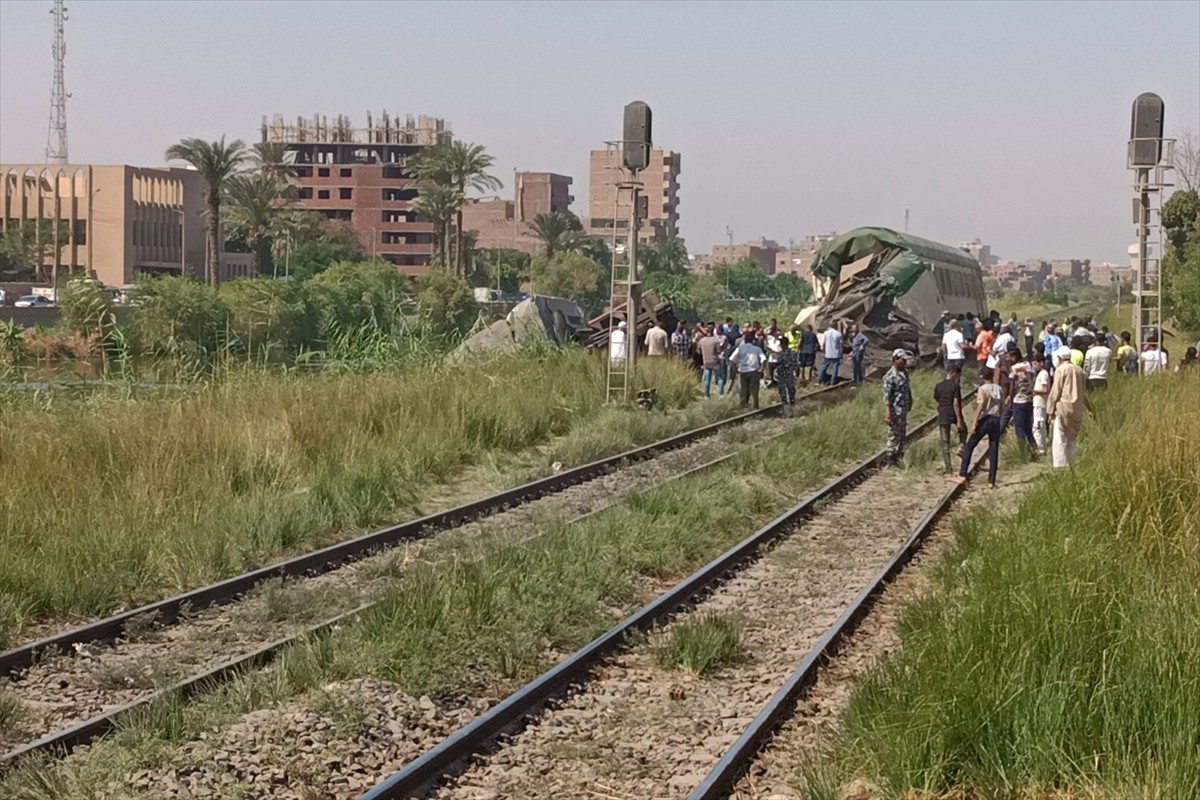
[{"xmin": 45, "ymin": 0, "xmax": 69, "ymax": 164}]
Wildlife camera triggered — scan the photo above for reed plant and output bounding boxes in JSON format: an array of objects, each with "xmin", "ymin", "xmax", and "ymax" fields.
[{"xmin": 812, "ymin": 371, "xmax": 1200, "ymax": 799}]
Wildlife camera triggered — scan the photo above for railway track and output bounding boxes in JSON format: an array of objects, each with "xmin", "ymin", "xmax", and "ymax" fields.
[
  {"xmin": 0, "ymin": 382, "xmax": 855, "ymax": 769},
  {"xmin": 354, "ymin": 412, "xmax": 983, "ymax": 799}
]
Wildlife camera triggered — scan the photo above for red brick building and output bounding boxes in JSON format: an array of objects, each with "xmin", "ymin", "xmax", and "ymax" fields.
[
  {"xmin": 263, "ymin": 113, "xmax": 451, "ymax": 274},
  {"xmin": 460, "ymin": 172, "xmax": 574, "ymax": 255}
]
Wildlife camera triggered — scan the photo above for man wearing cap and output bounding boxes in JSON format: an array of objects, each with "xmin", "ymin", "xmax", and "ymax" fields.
[
  {"xmin": 934, "ymin": 310, "xmax": 952, "ymax": 336},
  {"xmin": 882, "ymin": 349, "xmax": 914, "ymax": 465},
  {"xmin": 1047, "ymin": 345, "xmax": 1095, "ymax": 468},
  {"xmin": 609, "ymin": 320, "xmax": 628, "ymax": 365}
]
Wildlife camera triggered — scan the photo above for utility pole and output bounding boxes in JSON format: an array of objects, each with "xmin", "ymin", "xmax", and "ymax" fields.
[
  {"xmin": 1127, "ymin": 93, "xmax": 1174, "ymax": 365},
  {"xmin": 45, "ymin": 0, "xmax": 69, "ymax": 164},
  {"xmin": 604, "ymin": 101, "xmax": 652, "ymax": 404},
  {"xmin": 173, "ymin": 209, "xmax": 185, "ymax": 275},
  {"xmin": 724, "ymin": 226, "xmax": 733, "ymax": 301}
]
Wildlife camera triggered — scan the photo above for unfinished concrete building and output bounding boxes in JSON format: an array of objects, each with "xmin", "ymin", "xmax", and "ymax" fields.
[
  {"xmin": 586, "ymin": 148, "xmax": 680, "ymax": 244},
  {"xmin": 262, "ymin": 112, "xmax": 452, "ymax": 273}
]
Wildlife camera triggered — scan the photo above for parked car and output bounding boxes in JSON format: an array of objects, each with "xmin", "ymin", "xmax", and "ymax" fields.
[{"xmin": 14, "ymin": 295, "xmax": 55, "ymax": 308}]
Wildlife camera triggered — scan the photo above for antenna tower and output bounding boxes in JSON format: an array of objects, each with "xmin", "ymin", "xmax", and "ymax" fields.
[{"xmin": 46, "ymin": 0, "xmax": 69, "ymax": 164}]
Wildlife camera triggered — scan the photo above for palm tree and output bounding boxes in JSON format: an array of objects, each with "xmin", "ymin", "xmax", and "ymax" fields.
[
  {"xmin": 266, "ymin": 209, "xmax": 322, "ymax": 277},
  {"xmin": 412, "ymin": 183, "xmax": 463, "ymax": 268},
  {"xmin": 410, "ymin": 142, "xmax": 502, "ymax": 276},
  {"xmin": 225, "ymin": 174, "xmax": 287, "ymax": 275},
  {"xmin": 165, "ymin": 136, "xmax": 247, "ymax": 285},
  {"xmin": 639, "ymin": 235, "xmax": 689, "ymax": 274},
  {"xmin": 532, "ymin": 211, "xmax": 590, "ymax": 257},
  {"xmin": 249, "ymin": 141, "xmax": 296, "ymax": 188}
]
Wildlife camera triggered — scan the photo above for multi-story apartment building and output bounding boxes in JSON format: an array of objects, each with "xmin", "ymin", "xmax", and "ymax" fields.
[
  {"xmin": 959, "ymin": 238, "xmax": 997, "ymax": 268},
  {"xmin": 1049, "ymin": 258, "xmax": 1091, "ymax": 283},
  {"xmin": 262, "ymin": 113, "xmax": 451, "ymax": 273},
  {"xmin": 711, "ymin": 238, "xmax": 780, "ymax": 275},
  {"xmin": 586, "ymin": 148, "xmax": 680, "ymax": 244},
  {"xmin": 1088, "ymin": 262, "xmax": 1131, "ymax": 286},
  {"xmin": 460, "ymin": 171, "xmax": 574, "ymax": 255},
  {"xmin": 0, "ymin": 163, "xmax": 252, "ymax": 287}
]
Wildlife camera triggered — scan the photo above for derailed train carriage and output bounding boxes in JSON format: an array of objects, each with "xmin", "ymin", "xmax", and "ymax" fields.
[{"xmin": 794, "ymin": 226, "xmax": 987, "ymax": 364}]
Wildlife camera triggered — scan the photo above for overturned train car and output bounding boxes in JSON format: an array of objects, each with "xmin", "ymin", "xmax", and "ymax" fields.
[{"xmin": 795, "ymin": 226, "xmax": 987, "ymax": 359}]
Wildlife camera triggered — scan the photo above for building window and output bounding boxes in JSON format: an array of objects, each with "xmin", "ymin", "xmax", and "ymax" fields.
[
  {"xmin": 339, "ymin": 168, "xmax": 352, "ymax": 178},
  {"xmin": 318, "ymin": 167, "xmax": 330, "ymax": 178},
  {"xmin": 382, "ymin": 166, "xmax": 407, "ymax": 179},
  {"xmin": 339, "ymin": 188, "xmax": 353, "ymax": 200},
  {"xmin": 296, "ymin": 167, "xmax": 312, "ymax": 178},
  {"xmin": 73, "ymin": 218, "xmax": 87, "ymax": 246},
  {"xmin": 298, "ymin": 187, "xmax": 313, "ymax": 200},
  {"xmin": 318, "ymin": 189, "xmax": 330, "ymax": 199}
]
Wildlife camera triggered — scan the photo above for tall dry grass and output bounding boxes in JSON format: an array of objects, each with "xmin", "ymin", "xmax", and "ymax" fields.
[
  {"xmin": 809, "ymin": 371, "xmax": 1200, "ymax": 799},
  {"xmin": 0, "ymin": 349, "xmax": 702, "ymax": 645}
]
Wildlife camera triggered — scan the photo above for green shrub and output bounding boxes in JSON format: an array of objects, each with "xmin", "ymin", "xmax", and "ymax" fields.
[
  {"xmin": 219, "ymin": 277, "xmax": 316, "ymax": 359},
  {"xmin": 58, "ymin": 280, "xmax": 117, "ymax": 338},
  {"xmin": 126, "ymin": 276, "xmax": 230, "ymax": 360},
  {"xmin": 414, "ymin": 268, "xmax": 478, "ymax": 336},
  {"xmin": 308, "ymin": 260, "xmax": 409, "ymax": 336}
]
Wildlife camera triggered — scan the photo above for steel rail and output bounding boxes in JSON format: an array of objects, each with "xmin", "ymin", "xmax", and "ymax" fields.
[
  {"xmin": 0, "ymin": 383, "xmax": 855, "ymax": 769},
  {"xmin": 356, "ymin": 412, "xmax": 942, "ymax": 800},
  {"xmin": 0, "ymin": 382, "xmax": 850, "ymax": 679},
  {"xmin": 686, "ymin": 448, "xmax": 984, "ymax": 800}
]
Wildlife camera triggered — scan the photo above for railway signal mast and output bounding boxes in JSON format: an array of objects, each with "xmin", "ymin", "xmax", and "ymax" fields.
[
  {"xmin": 1127, "ymin": 93, "xmax": 1174, "ymax": 363},
  {"xmin": 604, "ymin": 101, "xmax": 652, "ymax": 402},
  {"xmin": 46, "ymin": 0, "xmax": 70, "ymax": 164}
]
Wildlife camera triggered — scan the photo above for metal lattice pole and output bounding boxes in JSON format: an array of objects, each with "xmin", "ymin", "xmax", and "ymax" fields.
[
  {"xmin": 45, "ymin": 0, "xmax": 69, "ymax": 164},
  {"xmin": 1128, "ymin": 138, "xmax": 1175, "ymax": 366}
]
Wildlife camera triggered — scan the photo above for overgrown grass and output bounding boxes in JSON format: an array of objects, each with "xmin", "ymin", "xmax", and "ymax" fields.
[
  {"xmin": 655, "ymin": 612, "xmax": 746, "ymax": 676},
  {"xmin": 0, "ymin": 375, "xmax": 942, "ymax": 797},
  {"xmin": 807, "ymin": 371, "xmax": 1200, "ymax": 799},
  {"xmin": 0, "ymin": 349, "xmax": 708, "ymax": 644}
]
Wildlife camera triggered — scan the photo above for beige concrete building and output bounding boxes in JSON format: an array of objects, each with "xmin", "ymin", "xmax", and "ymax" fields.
[
  {"xmin": 460, "ymin": 171, "xmax": 574, "ymax": 255},
  {"xmin": 959, "ymin": 238, "xmax": 998, "ymax": 268},
  {"xmin": 1, "ymin": 163, "xmax": 252, "ymax": 287},
  {"xmin": 1049, "ymin": 258, "xmax": 1091, "ymax": 283},
  {"xmin": 711, "ymin": 238, "xmax": 780, "ymax": 275},
  {"xmin": 586, "ymin": 148, "xmax": 680, "ymax": 244},
  {"xmin": 1089, "ymin": 262, "xmax": 1131, "ymax": 286}
]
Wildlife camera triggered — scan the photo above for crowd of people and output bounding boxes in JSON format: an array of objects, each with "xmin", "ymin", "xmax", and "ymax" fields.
[
  {"xmin": 610, "ymin": 310, "xmax": 1196, "ymax": 489},
  {"xmin": 933, "ymin": 309, "xmax": 1196, "ymax": 489},
  {"xmin": 609, "ymin": 317, "xmax": 873, "ymax": 413}
]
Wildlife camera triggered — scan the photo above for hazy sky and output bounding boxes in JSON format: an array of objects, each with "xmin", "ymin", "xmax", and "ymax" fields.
[{"xmin": 1, "ymin": 0, "xmax": 1197, "ymax": 264}]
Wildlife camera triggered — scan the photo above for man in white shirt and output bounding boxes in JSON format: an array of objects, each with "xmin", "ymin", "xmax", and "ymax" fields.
[
  {"xmin": 941, "ymin": 320, "xmax": 966, "ymax": 375},
  {"xmin": 818, "ymin": 323, "xmax": 844, "ymax": 385},
  {"xmin": 992, "ymin": 325, "xmax": 1015, "ymax": 368},
  {"xmin": 644, "ymin": 321, "xmax": 668, "ymax": 357},
  {"xmin": 609, "ymin": 320, "xmax": 627, "ymax": 365},
  {"xmin": 1032, "ymin": 361, "xmax": 1051, "ymax": 456},
  {"xmin": 1082, "ymin": 339, "xmax": 1112, "ymax": 391},
  {"xmin": 1139, "ymin": 343, "xmax": 1167, "ymax": 375},
  {"xmin": 729, "ymin": 332, "xmax": 766, "ymax": 409}
]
